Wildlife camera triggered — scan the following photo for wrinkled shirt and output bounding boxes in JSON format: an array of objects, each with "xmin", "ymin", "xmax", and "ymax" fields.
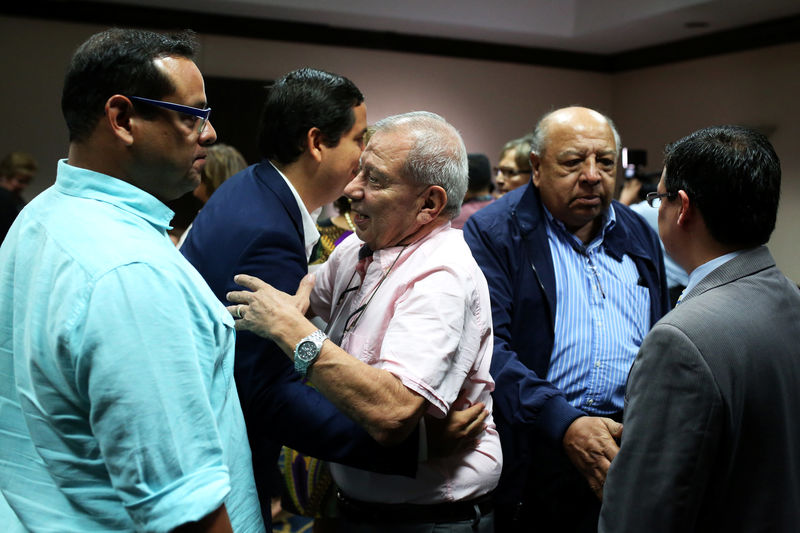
[
  {"xmin": 310, "ymin": 222, "xmax": 502, "ymax": 503},
  {"xmin": 0, "ymin": 160, "xmax": 264, "ymax": 532}
]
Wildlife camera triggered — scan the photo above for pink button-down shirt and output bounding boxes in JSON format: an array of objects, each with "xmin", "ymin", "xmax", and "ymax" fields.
[{"xmin": 310, "ymin": 222, "xmax": 502, "ymax": 504}]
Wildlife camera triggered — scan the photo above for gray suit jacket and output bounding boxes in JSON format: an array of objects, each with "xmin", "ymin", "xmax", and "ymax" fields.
[{"xmin": 600, "ymin": 246, "xmax": 800, "ymax": 532}]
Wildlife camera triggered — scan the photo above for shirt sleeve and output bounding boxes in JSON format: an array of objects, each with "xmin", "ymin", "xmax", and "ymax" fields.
[
  {"xmin": 73, "ymin": 262, "xmax": 232, "ymax": 531},
  {"xmin": 378, "ymin": 265, "xmax": 476, "ymax": 417}
]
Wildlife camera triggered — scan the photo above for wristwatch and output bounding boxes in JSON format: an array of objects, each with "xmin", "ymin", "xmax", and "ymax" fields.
[{"xmin": 293, "ymin": 329, "xmax": 327, "ymax": 377}]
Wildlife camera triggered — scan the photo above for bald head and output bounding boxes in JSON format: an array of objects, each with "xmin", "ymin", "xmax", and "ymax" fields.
[
  {"xmin": 531, "ymin": 106, "xmax": 620, "ymax": 159},
  {"xmin": 529, "ymin": 106, "xmax": 620, "ymax": 243}
]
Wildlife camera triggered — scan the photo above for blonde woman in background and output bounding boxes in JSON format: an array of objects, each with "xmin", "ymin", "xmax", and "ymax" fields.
[{"xmin": 176, "ymin": 143, "xmax": 247, "ymax": 247}]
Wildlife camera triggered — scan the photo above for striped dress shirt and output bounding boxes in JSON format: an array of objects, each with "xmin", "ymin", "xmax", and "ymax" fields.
[{"xmin": 544, "ymin": 205, "xmax": 651, "ymax": 415}]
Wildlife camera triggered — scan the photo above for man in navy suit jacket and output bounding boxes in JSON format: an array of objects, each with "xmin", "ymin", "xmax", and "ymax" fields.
[{"xmin": 180, "ymin": 68, "xmax": 419, "ymax": 525}]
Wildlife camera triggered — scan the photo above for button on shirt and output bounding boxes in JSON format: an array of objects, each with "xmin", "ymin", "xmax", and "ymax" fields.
[
  {"xmin": 0, "ymin": 161, "xmax": 264, "ymax": 532},
  {"xmin": 544, "ymin": 205, "xmax": 651, "ymax": 415},
  {"xmin": 309, "ymin": 223, "xmax": 502, "ymax": 504}
]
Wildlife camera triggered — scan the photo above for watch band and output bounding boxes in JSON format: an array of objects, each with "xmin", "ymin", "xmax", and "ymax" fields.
[{"xmin": 293, "ymin": 329, "xmax": 327, "ymax": 377}]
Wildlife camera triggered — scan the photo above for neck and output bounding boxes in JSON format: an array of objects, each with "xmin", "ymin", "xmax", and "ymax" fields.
[
  {"xmin": 67, "ymin": 141, "xmax": 127, "ymax": 182},
  {"xmin": 570, "ymin": 216, "xmax": 603, "ymax": 245},
  {"xmin": 273, "ymin": 157, "xmax": 325, "ymax": 213},
  {"xmin": 395, "ymin": 217, "xmax": 449, "ymax": 247}
]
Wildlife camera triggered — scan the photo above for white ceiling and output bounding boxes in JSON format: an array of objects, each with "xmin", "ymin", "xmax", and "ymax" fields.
[{"xmin": 95, "ymin": 0, "xmax": 800, "ymax": 54}]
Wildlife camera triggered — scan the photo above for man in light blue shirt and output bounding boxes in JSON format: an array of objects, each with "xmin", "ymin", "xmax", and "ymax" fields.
[{"xmin": 0, "ymin": 28, "xmax": 263, "ymax": 532}]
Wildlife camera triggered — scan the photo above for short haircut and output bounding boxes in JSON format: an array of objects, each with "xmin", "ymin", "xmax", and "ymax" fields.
[
  {"xmin": 200, "ymin": 143, "xmax": 248, "ymax": 197},
  {"xmin": 467, "ymin": 153, "xmax": 492, "ymax": 193},
  {"xmin": 530, "ymin": 107, "xmax": 621, "ymax": 159},
  {"xmin": 372, "ymin": 111, "xmax": 468, "ymax": 219},
  {"xmin": 664, "ymin": 125, "xmax": 781, "ymax": 247},
  {"xmin": 0, "ymin": 152, "xmax": 38, "ymax": 178},
  {"xmin": 62, "ymin": 28, "xmax": 198, "ymax": 143},
  {"xmin": 500, "ymin": 134, "xmax": 533, "ymax": 171},
  {"xmin": 257, "ymin": 68, "xmax": 364, "ymax": 165}
]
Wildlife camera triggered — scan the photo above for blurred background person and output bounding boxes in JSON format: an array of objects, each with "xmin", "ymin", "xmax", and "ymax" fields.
[
  {"xmin": 310, "ymin": 195, "xmax": 355, "ymax": 266},
  {"xmin": 494, "ymin": 134, "xmax": 533, "ymax": 197},
  {"xmin": 176, "ymin": 142, "xmax": 247, "ymax": 247},
  {"xmin": 0, "ymin": 151, "xmax": 37, "ymax": 242},
  {"xmin": 452, "ymin": 153, "xmax": 495, "ymax": 229},
  {"xmin": 620, "ymin": 169, "xmax": 689, "ymax": 307}
]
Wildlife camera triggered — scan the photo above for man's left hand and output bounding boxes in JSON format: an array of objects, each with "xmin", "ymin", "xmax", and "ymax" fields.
[
  {"xmin": 426, "ymin": 400, "xmax": 488, "ymax": 458},
  {"xmin": 562, "ymin": 416, "xmax": 623, "ymax": 500}
]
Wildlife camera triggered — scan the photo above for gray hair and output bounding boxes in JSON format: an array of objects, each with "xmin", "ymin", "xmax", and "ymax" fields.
[
  {"xmin": 530, "ymin": 107, "xmax": 621, "ymax": 159},
  {"xmin": 372, "ymin": 111, "xmax": 468, "ymax": 219}
]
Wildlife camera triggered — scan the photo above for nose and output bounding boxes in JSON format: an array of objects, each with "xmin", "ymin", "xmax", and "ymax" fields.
[
  {"xmin": 581, "ymin": 157, "xmax": 601, "ymax": 185},
  {"xmin": 199, "ymin": 120, "xmax": 217, "ymax": 146},
  {"xmin": 343, "ymin": 172, "xmax": 364, "ymax": 200}
]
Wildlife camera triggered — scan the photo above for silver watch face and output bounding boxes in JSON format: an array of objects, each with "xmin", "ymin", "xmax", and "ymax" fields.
[{"xmin": 296, "ymin": 340, "xmax": 319, "ymax": 362}]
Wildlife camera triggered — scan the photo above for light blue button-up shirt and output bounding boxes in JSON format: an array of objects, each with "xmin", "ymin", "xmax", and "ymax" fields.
[
  {"xmin": 0, "ymin": 161, "xmax": 264, "ymax": 532},
  {"xmin": 544, "ymin": 205, "xmax": 651, "ymax": 415}
]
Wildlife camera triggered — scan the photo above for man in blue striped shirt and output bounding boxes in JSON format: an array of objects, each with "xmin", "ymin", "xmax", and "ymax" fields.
[{"xmin": 464, "ymin": 106, "xmax": 669, "ymax": 533}]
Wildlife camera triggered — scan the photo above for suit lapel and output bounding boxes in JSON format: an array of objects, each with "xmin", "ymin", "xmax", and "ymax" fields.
[{"xmin": 253, "ymin": 160, "xmax": 305, "ymax": 244}]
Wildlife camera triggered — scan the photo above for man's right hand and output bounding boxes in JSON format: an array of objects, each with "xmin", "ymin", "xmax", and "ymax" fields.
[{"xmin": 562, "ymin": 416, "xmax": 623, "ymax": 500}]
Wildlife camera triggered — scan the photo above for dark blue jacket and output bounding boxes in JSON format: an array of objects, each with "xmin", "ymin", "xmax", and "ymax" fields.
[
  {"xmin": 463, "ymin": 183, "xmax": 668, "ymax": 501},
  {"xmin": 181, "ymin": 161, "xmax": 417, "ymax": 524}
]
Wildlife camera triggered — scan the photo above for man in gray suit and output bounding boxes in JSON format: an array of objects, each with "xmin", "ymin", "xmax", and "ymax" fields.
[{"xmin": 599, "ymin": 125, "xmax": 800, "ymax": 532}]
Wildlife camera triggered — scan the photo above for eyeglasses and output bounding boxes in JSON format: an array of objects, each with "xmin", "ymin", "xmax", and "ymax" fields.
[
  {"xmin": 646, "ymin": 191, "xmax": 678, "ymax": 208},
  {"xmin": 129, "ymin": 95, "xmax": 212, "ymax": 133},
  {"xmin": 493, "ymin": 166, "xmax": 531, "ymax": 178}
]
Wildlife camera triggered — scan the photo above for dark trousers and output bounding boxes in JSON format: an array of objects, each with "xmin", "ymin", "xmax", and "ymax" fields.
[{"xmin": 495, "ymin": 412, "xmax": 623, "ymax": 533}]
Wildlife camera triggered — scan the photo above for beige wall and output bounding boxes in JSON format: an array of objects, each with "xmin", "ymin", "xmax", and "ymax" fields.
[
  {"xmin": 2, "ymin": 15, "xmax": 798, "ymax": 281},
  {"xmin": 612, "ymin": 42, "xmax": 800, "ymax": 282}
]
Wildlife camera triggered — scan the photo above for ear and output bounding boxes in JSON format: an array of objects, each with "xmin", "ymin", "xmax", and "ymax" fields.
[
  {"xmin": 306, "ymin": 127, "xmax": 325, "ymax": 163},
  {"xmin": 530, "ymin": 152, "xmax": 542, "ymax": 187},
  {"xmin": 676, "ymin": 190, "xmax": 692, "ymax": 227},
  {"xmin": 106, "ymin": 95, "xmax": 135, "ymax": 146},
  {"xmin": 416, "ymin": 185, "xmax": 447, "ymax": 224}
]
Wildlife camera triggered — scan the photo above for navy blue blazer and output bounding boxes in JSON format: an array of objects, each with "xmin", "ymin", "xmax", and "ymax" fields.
[
  {"xmin": 463, "ymin": 183, "xmax": 668, "ymax": 502},
  {"xmin": 181, "ymin": 161, "xmax": 417, "ymax": 522}
]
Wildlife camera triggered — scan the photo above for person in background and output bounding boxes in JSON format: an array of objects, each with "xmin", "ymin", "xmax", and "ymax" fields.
[
  {"xmin": 0, "ymin": 28, "xmax": 263, "ymax": 532},
  {"xmin": 622, "ymin": 171, "xmax": 689, "ymax": 307},
  {"xmin": 494, "ymin": 134, "xmax": 533, "ymax": 197},
  {"xmin": 0, "ymin": 151, "xmax": 37, "ymax": 242},
  {"xmin": 464, "ymin": 106, "xmax": 668, "ymax": 533},
  {"xmin": 451, "ymin": 153, "xmax": 495, "ymax": 229},
  {"xmin": 176, "ymin": 142, "xmax": 247, "ymax": 247},
  {"xmin": 601, "ymin": 125, "xmax": 800, "ymax": 532},
  {"xmin": 310, "ymin": 195, "xmax": 356, "ymax": 266}
]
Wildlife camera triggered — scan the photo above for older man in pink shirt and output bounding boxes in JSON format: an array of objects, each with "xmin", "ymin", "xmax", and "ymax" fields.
[{"xmin": 228, "ymin": 111, "xmax": 501, "ymax": 532}]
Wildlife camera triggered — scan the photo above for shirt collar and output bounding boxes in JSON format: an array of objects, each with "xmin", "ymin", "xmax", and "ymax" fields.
[
  {"xmin": 55, "ymin": 159, "xmax": 174, "ymax": 231},
  {"xmin": 370, "ymin": 221, "xmax": 451, "ymax": 267},
  {"xmin": 270, "ymin": 161, "xmax": 321, "ymax": 261},
  {"xmin": 543, "ymin": 203, "xmax": 616, "ymax": 253},
  {"xmin": 684, "ymin": 250, "xmax": 745, "ymax": 295}
]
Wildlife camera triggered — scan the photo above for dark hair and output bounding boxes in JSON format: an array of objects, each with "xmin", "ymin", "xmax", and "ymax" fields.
[
  {"xmin": 257, "ymin": 68, "xmax": 364, "ymax": 164},
  {"xmin": 62, "ymin": 28, "xmax": 198, "ymax": 143},
  {"xmin": 467, "ymin": 153, "xmax": 492, "ymax": 193},
  {"xmin": 664, "ymin": 125, "xmax": 780, "ymax": 247}
]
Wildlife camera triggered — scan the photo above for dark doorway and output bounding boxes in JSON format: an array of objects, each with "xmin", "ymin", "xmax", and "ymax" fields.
[{"xmin": 167, "ymin": 75, "xmax": 272, "ymax": 238}]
